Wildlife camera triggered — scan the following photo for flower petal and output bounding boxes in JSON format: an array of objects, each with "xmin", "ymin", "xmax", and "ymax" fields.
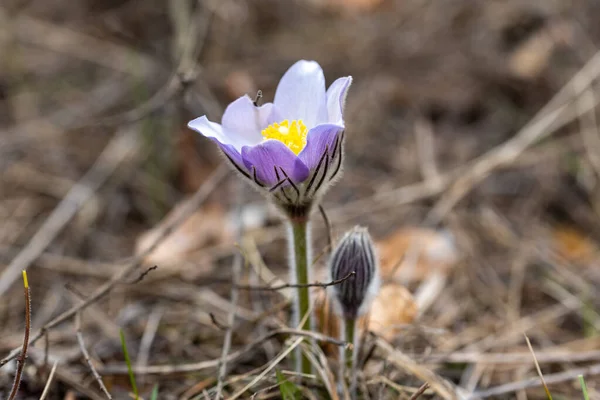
[
  {"xmin": 241, "ymin": 140, "xmax": 310, "ymax": 187},
  {"xmin": 188, "ymin": 116, "xmax": 247, "ymax": 152},
  {"xmin": 274, "ymin": 60, "xmax": 327, "ymax": 128},
  {"xmin": 298, "ymin": 123, "xmax": 344, "ymax": 170},
  {"xmin": 208, "ymin": 138, "xmax": 246, "ymax": 172},
  {"xmin": 221, "ymin": 96, "xmax": 277, "ymax": 146},
  {"xmin": 326, "ymin": 76, "xmax": 352, "ymax": 125}
]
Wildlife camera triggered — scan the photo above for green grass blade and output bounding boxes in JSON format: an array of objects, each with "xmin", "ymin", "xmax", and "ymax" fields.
[
  {"xmin": 579, "ymin": 375, "xmax": 590, "ymax": 400},
  {"xmin": 150, "ymin": 384, "xmax": 159, "ymax": 400},
  {"xmin": 120, "ymin": 329, "xmax": 139, "ymax": 400},
  {"xmin": 276, "ymin": 370, "xmax": 301, "ymax": 400}
]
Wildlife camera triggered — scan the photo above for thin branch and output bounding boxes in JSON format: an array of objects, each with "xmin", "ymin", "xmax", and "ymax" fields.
[
  {"xmin": 99, "ymin": 328, "xmax": 347, "ymax": 376},
  {"xmin": 215, "ymin": 182, "xmax": 244, "ymax": 399},
  {"xmin": 374, "ymin": 335, "xmax": 460, "ymax": 400},
  {"xmin": 409, "ymin": 383, "xmax": 430, "ymax": 400},
  {"xmin": 525, "ymin": 334, "xmax": 553, "ymax": 400},
  {"xmin": 426, "ymin": 50, "xmax": 600, "ymax": 224},
  {"xmin": 8, "ymin": 271, "xmax": 31, "ymax": 400},
  {"xmin": 126, "ymin": 265, "xmax": 158, "ymax": 284},
  {"xmin": 209, "ymin": 313, "xmax": 230, "ymax": 331},
  {"xmin": 0, "ymin": 128, "xmax": 139, "ymax": 297},
  {"xmin": 135, "ymin": 307, "xmax": 162, "ymax": 387},
  {"xmin": 229, "ymin": 337, "xmax": 304, "ymax": 400},
  {"xmin": 39, "ymin": 360, "xmax": 59, "ymax": 400},
  {"xmin": 75, "ymin": 312, "xmax": 112, "ymax": 399},
  {"xmin": 1, "ymin": 165, "xmax": 229, "ymax": 368},
  {"xmin": 234, "ymin": 271, "xmax": 355, "ymax": 292},
  {"xmin": 469, "ymin": 362, "xmax": 600, "ymax": 399}
]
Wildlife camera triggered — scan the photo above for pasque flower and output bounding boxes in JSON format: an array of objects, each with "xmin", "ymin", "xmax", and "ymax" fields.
[
  {"xmin": 188, "ymin": 60, "xmax": 351, "ymax": 217},
  {"xmin": 328, "ymin": 226, "xmax": 380, "ymax": 320},
  {"xmin": 328, "ymin": 226, "xmax": 380, "ymax": 399}
]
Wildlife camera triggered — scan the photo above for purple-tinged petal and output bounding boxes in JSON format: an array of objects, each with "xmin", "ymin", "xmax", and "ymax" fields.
[
  {"xmin": 326, "ymin": 76, "xmax": 352, "ymax": 125},
  {"xmin": 188, "ymin": 116, "xmax": 247, "ymax": 152},
  {"xmin": 208, "ymin": 138, "xmax": 246, "ymax": 173},
  {"xmin": 187, "ymin": 117, "xmax": 251, "ymax": 175},
  {"xmin": 298, "ymin": 123, "xmax": 344, "ymax": 171},
  {"xmin": 241, "ymin": 141, "xmax": 310, "ymax": 187},
  {"xmin": 221, "ymin": 96, "xmax": 277, "ymax": 145},
  {"xmin": 274, "ymin": 60, "xmax": 327, "ymax": 128}
]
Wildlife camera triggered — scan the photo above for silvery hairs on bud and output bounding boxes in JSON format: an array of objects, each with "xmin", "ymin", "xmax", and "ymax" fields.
[{"xmin": 328, "ymin": 226, "xmax": 380, "ymax": 320}]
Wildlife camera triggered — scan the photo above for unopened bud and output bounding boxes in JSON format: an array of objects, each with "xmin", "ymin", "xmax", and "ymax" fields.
[{"xmin": 328, "ymin": 226, "xmax": 380, "ymax": 320}]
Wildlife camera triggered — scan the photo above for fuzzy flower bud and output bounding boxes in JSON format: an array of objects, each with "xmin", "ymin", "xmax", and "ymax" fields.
[{"xmin": 328, "ymin": 226, "xmax": 380, "ymax": 320}]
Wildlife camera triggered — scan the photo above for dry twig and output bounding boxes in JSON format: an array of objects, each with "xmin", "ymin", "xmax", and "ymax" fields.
[
  {"xmin": 39, "ymin": 360, "xmax": 59, "ymax": 400},
  {"xmin": 215, "ymin": 182, "xmax": 244, "ymax": 399},
  {"xmin": 235, "ymin": 271, "xmax": 355, "ymax": 291},
  {"xmin": 7, "ymin": 271, "xmax": 31, "ymax": 400},
  {"xmin": 99, "ymin": 328, "xmax": 347, "ymax": 376},
  {"xmin": 0, "ymin": 165, "xmax": 229, "ymax": 368},
  {"xmin": 409, "ymin": 382, "xmax": 431, "ymax": 400},
  {"xmin": 374, "ymin": 335, "xmax": 461, "ymax": 400},
  {"xmin": 525, "ymin": 334, "xmax": 553, "ymax": 400},
  {"xmin": 75, "ymin": 311, "xmax": 112, "ymax": 399},
  {"xmin": 0, "ymin": 128, "xmax": 140, "ymax": 296}
]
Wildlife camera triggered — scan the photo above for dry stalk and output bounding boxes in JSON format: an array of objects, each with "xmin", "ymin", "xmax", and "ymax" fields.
[
  {"xmin": 374, "ymin": 335, "xmax": 461, "ymax": 400},
  {"xmin": 0, "ymin": 165, "xmax": 229, "ymax": 368},
  {"xmin": 7, "ymin": 271, "xmax": 31, "ymax": 400},
  {"xmin": 409, "ymin": 383, "xmax": 431, "ymax": 400},
  {"xmin": 99, "ymin": 328, "xmax": 347, "ymax": 376},
  {"xmin": 0, "ymin": 128, "xmax": 140, "ymax": 296},
  {"xmin": 39, "ymin": 360, "xmax": 59, "ymax": 400},
  {"xmin": 469, "ymin": 362, "xmax": 600, "ymax": 399},
  {"xmin": 215, "ymin": 181, "xmax": 244, "ymax": 399},
  {"xmin": 524, "ymin": 334, "xmax": 553, "ymax": 400},
  {"xmin": 75, "ymin": 311, "xmax": 112, "ymax": 399},
  {"xmin": 235, "ymin": 271, "xmax": 355, "ymax": 291}
]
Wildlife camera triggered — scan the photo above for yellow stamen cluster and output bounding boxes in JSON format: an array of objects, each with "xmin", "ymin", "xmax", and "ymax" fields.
[{"xmin": 261, "ymin": 119, "xmax": 308, "ymax": 155}]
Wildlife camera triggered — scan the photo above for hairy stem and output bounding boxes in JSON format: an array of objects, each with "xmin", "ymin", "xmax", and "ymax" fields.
[
  {"xmin": 288, "ymin": 219, "xmax": 312, "ymax": 374},
  {"xmin": 341, "ymin": 317, "xmax": 358, "ymax": 400}
]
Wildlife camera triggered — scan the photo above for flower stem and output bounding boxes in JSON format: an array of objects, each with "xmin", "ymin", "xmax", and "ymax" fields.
[
  {"xmin": 342, "ymin": 317, "xmax": 358, "ymax": 400},
  {"xmin": 289, "ymin": 218, "xmax": 312, "ymax": 374}
]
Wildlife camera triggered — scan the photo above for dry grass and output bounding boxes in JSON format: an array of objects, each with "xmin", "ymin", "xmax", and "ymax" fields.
[{"xmin": 2, "ymin": 0, "xmax": 600, "ymax": 399}]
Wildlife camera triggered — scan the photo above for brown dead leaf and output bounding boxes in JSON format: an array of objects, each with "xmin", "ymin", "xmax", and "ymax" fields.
[
  {"xmin": 377, "ymin": 227, "xmax": 459, "ymax": 283},
  {"xmin": 135, "ymin": 200, "xmax": 232, "ymax": 267},
  {"xmin": 508, "ymin": 21, "xmax": 573, "ymax": 80},
  {"xmin": 368, "ymin": 283, "xmax": 418, "ymax": 340},
  {"xmin": 551, "ymin": 225, "xmax": 598, "ymax": 264},
  {"xmin": 315, "ymin": 282, "xmax": 418, "ymax": 354},
  {"xmin": 307, "ymin": 0, "xmax": 384, "ymax": 14}
]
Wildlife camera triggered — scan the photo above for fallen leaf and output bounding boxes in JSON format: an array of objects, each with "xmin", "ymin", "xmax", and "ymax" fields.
[
  {"xmin": 308, "ymin": 0, "xmax": 384, "ymax": 14},
  {"xmin": 508, "ymin": 21, "xmax": 573, "ymax": 80},
  {"xmin": 135, "ymin": 201, "xmax": 232, "ymax": 267},
  {"xmin": 369, "ymin": 283, "xmax": 418, "ymax": 340},
  {"xmin": 551, "ymin": 225, "xmax": 598, "ymax": 264},
  {"xmin": 315, "ymin": 282, "xmax": 418, "ymax": 354},
  {"xmin": 377, "ymin": 227, "xmax": 459, "ymax": 283}
]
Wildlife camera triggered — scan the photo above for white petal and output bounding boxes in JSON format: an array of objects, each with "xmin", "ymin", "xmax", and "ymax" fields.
[
  {"xmin": 188, "ymin": 116, "xmax": 247, "ymax": 151},
  {"xmin": 221, "ymin": 96, "xmax": 274, "ymax": 145},
  {"xmin": 274, "ymin": 60, "xmax": 327, "ymax": 128},
  {"xmin": 326, "ymin": 76, "xmax": 352, "ymax": 125}
]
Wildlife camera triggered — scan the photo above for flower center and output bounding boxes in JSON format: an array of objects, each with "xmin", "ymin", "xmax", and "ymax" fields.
[{"xmin": 261, "ymin": 119, "xmax": 308, "ymax": 155}]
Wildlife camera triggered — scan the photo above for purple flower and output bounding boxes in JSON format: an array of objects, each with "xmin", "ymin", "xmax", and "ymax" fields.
[
  {"xmin": 188, "ymin": 60, "xmax": 351, "ymax": 215},
  {"xmin": 328, "ymin": 226, "xmax": 380, "ymax": 320}
]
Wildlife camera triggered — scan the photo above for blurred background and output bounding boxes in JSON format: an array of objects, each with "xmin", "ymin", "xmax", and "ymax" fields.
[{"xmin": 2, "ymin": 0, "xmax": 600, "ymax": 398}]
